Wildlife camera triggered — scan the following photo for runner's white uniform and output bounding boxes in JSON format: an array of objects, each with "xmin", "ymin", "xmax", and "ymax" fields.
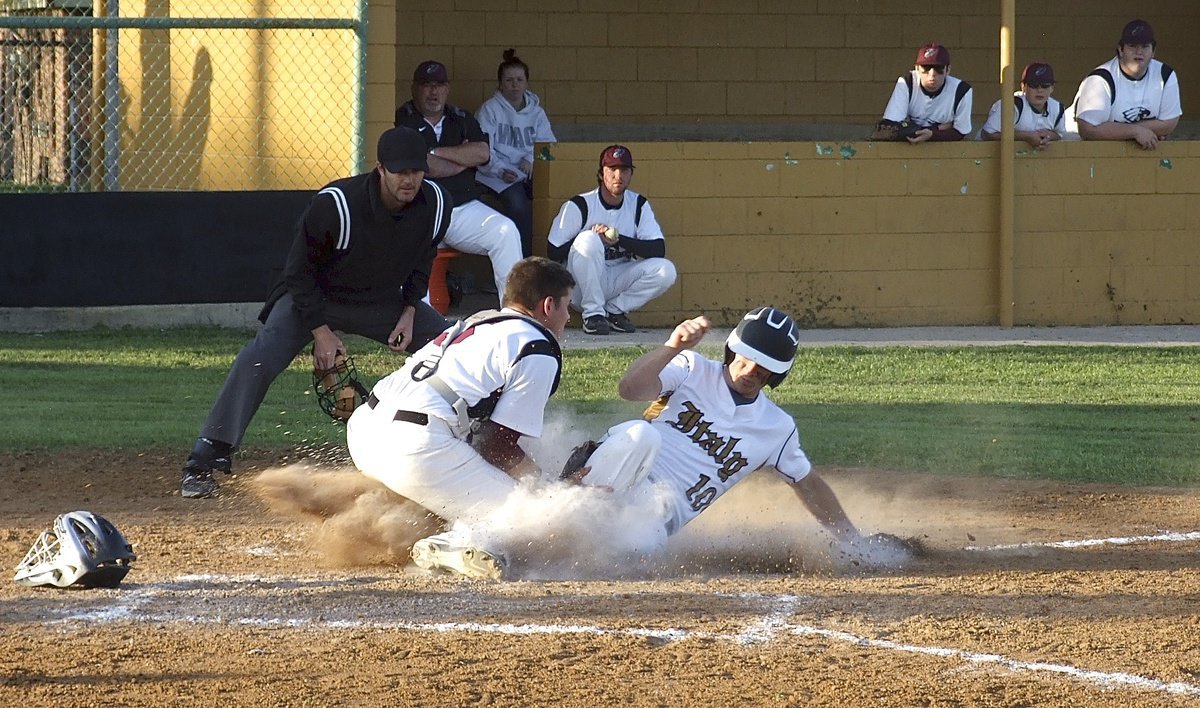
[
  {"xmin": 588, "ymin": 350, "xmax": 812, "ymax": 537},
  {"xmin": 346, "ymin": 311, "xmax": 559, "ymax": 524},
  {"xmin": 1065, "ymin": 57, "xmax": 1182, "ymax": 135}
]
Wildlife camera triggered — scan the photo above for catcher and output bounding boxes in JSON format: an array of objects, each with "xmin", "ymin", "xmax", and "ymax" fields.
[
  {"xmin": 346, "ymin": 257, "xmax": 575, "ymax": 580},
  {"xmin": 180, "ymin": 126, "xmax": 453, "ymax": 499}
]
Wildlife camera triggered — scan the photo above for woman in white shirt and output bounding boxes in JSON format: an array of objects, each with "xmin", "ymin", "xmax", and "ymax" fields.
[{"xmin": 475, "ymin": 49, "xmax": 557, "ymax": 258}]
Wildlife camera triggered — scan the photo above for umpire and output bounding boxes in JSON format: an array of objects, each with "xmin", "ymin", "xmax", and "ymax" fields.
[{"xmin": 180, "ymin": 126, "xmax": 454, "ymax": 499}]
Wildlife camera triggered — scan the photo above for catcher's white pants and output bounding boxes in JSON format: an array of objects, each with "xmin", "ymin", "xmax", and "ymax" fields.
[
  {"xmin": 346, "ymin": 399, "xmax": 516, "ymax": 524},
  {"xmin": 566, "ymin": 233, "xmax": 677, "ymax": 319},
  {"xmin": 441, "ymin": 200, "xmax": 523, "ymax": 302}
]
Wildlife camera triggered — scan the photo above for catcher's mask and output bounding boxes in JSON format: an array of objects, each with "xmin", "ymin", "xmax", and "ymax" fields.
[
  {"xmin": 313, "ymin": 353, "xmax": 370, "ymax": 422},
  {"xmin": 13, "ymin": 511, "xmax": 137, "ymax": 589},
  {"xmin": 723, "ymin": 306, "xmax": 800, "ymax": 388}
]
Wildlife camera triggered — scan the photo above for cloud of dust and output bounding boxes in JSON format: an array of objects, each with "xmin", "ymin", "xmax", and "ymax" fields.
[
  {"xmin": 249, "ymin": 404, "xmax": 982, "ymax": 578},
  {"xmin": 252, "ymin": 465, "xmax": 440, "ymax": 568},
  {"xmin": 654, "ymin": 471, "xmax": 926, "ymax": 576},
  {"xmin": 456, "ymin": 477, "xmax": 671, "ymax": 581}
]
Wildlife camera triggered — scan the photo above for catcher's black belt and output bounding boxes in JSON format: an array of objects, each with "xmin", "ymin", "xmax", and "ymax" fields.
[{"xmin": 366, "ymin": 393, "xmax": 428, "ymax": 426}]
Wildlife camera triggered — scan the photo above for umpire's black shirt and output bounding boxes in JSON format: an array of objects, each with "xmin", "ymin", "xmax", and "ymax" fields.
[{"xmin": 261, "ymin": 170, "xmax": 452, "ymax": 332}]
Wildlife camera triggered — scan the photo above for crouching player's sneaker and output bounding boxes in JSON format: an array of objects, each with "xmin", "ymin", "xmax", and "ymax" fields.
[{"xmin": 411, "ymin": 532, "xmax": 507, "ymax": 580}]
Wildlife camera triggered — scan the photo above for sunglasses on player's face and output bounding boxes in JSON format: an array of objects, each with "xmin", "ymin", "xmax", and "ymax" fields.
[
  {"xmin": 1026, "ymin": 82, "xmax": 1053, "ymax": 89},
  {"xmin": 918, "ymin": 64, "xmax": 946, "ymax": 74}
]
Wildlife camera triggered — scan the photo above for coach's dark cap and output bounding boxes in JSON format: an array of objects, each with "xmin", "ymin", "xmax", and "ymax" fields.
[
  {"xmin": 1119, "ymin": 19, "xmax": 1155, "ymax": 46},
  {"xmin": 915, "ymin": 43, "xmax": 951, "ymax": 66},
  {"xmin": 413, "ymin": 60, "xmax": 449, "ymax": 84},
  {"xmin": 599, "ymin": 144, "xmax": 634, "ymax": 169},
  {"xmin": 1021, "ymin": 63, "xmax": 1055, "ymax": 85},
  {"xmin": 377, "ymin": 126, "xmax": 428, "ymax": 173}
]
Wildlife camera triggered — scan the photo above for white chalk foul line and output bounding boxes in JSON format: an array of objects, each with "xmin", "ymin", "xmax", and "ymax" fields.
[
  {"xmin": 966, "ymin": 530, "xmax": 1200, "ymax": 551},
  {"xmin": 787, "ymin": 624, "xmax": 1200, "ymax": 698},
  {"xmin": 48, "ymin": 581, "xmax": 1200, "ymax": 699}
]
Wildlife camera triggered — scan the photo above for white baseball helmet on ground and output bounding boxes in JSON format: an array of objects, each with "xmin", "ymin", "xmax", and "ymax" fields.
[{"xmin": 13, "ymin": 511, "xmax": 137, "ymax": 588}]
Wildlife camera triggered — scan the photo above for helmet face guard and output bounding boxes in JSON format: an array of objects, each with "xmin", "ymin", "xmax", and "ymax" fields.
[
  {"xmin": 13, "ymin": 511, "xmax": 137, "ymax": 589},
  {"xmin": 724, "ymin": 307, "xmax": 800, "ymax": 388},
  {"xmin": 313, "ymin": 354, "xmax": 370, "ymax": 422}
]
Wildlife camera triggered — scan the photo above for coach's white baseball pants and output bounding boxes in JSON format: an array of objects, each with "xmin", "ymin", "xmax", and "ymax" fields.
[
  {"xmin": 566, "ymin": 233, "xmax": 677, "ymax": 319},
  {"xmin": 346, "ymin": 398, "xmax": 516, "ymax": 525},
  {"xmin": 441, "ymin": 200, "xmax": 523, "ymax": 303}
]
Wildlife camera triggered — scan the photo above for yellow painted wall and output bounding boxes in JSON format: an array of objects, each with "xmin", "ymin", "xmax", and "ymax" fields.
[
  {"xmin": 534, "ymin": 141, "xmax": 1199, "ymax": 327},
  {"xmin": 112, "ymin": 0, "xmax": 360, "ymax": 189},
  {"xmin": 391, "ymin": 1, "xmax": 1200, "ymax": 130}
]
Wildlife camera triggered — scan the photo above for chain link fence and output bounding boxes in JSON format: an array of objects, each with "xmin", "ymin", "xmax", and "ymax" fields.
[{"xmin": 0, "ymin": 0, "xmax": 365, "ymax": 192}]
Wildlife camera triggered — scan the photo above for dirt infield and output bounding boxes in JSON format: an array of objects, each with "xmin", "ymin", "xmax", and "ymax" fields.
[{"xmin": 2, "ymin": 449, "xmax": 1199, "ymax": 707}]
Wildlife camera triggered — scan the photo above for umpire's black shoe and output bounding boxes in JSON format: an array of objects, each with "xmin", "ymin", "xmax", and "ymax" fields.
[
  {"xmin": 582, "ymin": 315, "xmax": 611, "ymax": 335},
  {"xmin": 606, "ymin": 311, "xmax": 637, "ymax": 333},
  {"xmin": 181, "ymin": 462, "xmax": 218, "ymax": 499}
]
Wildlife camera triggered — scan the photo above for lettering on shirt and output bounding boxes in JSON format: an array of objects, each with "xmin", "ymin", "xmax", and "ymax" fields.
[
  {"xmin": 668, "ymin": 400, "xmax": 751, "ymax": 512},
  {"xmin": 494, "ymin": 124, "xmax": 537, "ymax": 150}
]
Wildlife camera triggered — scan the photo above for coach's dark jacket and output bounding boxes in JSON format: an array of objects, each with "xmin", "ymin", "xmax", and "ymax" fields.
[{"xmin": 394, "ymin": 101, "xmax": 488, "ymax": 207}]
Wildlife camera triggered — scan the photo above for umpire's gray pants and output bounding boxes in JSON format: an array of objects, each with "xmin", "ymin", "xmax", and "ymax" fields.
[{"xmin": 199, "ymin": 293, "xmax": 448, "ymax": 448}]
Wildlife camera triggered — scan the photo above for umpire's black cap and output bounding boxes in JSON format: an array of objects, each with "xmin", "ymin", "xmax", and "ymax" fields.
[{"xmin": 378, "ymin": 126, "xmax": 428, "ymax": 173}]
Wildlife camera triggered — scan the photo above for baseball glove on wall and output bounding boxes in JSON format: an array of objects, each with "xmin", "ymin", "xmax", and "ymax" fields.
[
  {"xmin": 313, "ymin": 353, "xmax": 369, "ymax": 422},
  {"xmin": 870, "ymin": 119, "xmax": 923, "ymax": 141}
]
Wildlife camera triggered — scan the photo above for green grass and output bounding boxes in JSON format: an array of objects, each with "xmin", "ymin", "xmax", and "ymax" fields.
[{"xmin": 2, "ymin": 327, "xmax": 1198, "ymax": 487}]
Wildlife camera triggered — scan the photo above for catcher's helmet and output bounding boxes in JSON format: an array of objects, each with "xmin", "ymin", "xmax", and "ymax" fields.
[
  {"xmin": 13, "ymin": 511, "xmax": 137, "ymax": 589},
  {"xmin": 313, "ymin": 353, "xmax": 370, "ymax": 423},
  {"xmin": 724, "ymin": 306, "xmax": 801, "ymax": 388}
]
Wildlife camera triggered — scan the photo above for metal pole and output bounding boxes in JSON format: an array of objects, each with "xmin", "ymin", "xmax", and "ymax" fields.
[
  {"xmin": 352, "ymin": 0, "xmax": 367, "ymax": 174},
  {"xmin": 998, "ymin": 0, "xmax": 1015, "ymax": 327},
  {"xmin": 102, "ymin": 0, "xmax": 119, "ymax": 191}
]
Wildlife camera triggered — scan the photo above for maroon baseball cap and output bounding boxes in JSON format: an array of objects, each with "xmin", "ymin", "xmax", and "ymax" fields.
[
  {"xmin": 915, "ymin": 43, "xmax": 951, "ymax": 66},
  {"xmin": 599, "ymin": 145, "xmax": 634, "ymax": 169},
  {"xmin": 1119, "ymin": 19, "xmax": 1155, "ymax": 46},
  {"xmin": 413, "ymin": 60, "xmax": 449, "ymax": 84},
  {"xmin": 1021, "ymin": 62, "xmax": 1055, "ymax": 85}
]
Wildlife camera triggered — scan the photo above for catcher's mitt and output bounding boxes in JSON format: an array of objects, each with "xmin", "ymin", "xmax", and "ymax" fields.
[
  {"xmin": 559, "ymin": 439, "xmax": 599, "ymax": 483},
  {"xmin": 313, "ymin": 353, "xmax": 369, "ymax": 423},
  {"xmin": 870, "ymin": 119, "xmax": 924, "ymax": 141}
]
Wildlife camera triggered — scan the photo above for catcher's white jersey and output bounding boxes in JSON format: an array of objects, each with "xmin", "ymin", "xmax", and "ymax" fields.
[
  {"xmin": 644, "ymin": 351, "xmax": 812, "ymax": 534},
  {"xmin": 370, "ymin": 312, "xmax": 559, "ymax": 439},
  {"xmin": 1069, "ymin": 57, "xmax": 1182, "ymax": 130}
]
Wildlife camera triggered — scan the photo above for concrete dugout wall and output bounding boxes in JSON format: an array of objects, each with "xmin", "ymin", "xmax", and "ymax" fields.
[{"xmin": 534, "ymin": 141, "xmax": 1200, "ymax": 328}]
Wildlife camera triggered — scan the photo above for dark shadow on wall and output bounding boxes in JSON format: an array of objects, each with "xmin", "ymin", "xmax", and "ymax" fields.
[{"xmin": 116, "ymin": 15, "xmax": 211, "ymax": 190}]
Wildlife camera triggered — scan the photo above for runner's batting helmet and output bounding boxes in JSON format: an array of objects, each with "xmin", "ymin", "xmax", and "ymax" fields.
[
  {"xmin": 13, "ymin": 511, "xmax": 137, "ymax": 588},
  {"xmin": 724, "ymin": 306, "xmax": 801, "ymax": 388}
]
